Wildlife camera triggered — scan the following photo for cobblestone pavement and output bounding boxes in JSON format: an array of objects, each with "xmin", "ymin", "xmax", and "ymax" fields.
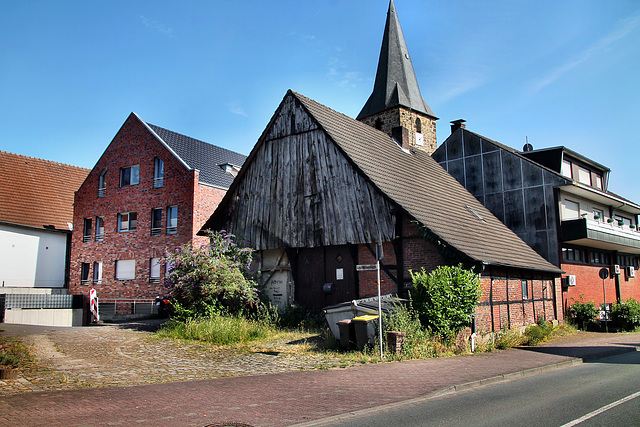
[{"xmin": 0, "ymin": 320, "xmax": 349, "ymax": 396}]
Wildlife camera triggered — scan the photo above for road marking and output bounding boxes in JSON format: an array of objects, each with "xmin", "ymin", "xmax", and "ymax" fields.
[{"xmin": 560, "ymin": 390, "xmax": 640, "ymax": 426}]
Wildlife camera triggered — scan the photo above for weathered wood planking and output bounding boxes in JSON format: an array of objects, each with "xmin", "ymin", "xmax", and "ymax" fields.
[{"xmin": 223, "ymin": 95, "xmax": 396, "ymax": 250}]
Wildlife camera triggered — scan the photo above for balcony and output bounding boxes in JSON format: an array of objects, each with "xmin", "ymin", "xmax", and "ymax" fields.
[{"xmin": 561, "ymin": 217, "xmax": 640, "ymax": 253}]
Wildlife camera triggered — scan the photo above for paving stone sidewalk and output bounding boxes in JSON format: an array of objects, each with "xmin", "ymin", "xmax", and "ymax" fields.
[{"xmin": 1, "ymin": 323, "xmax": 638, "ymax": 426}]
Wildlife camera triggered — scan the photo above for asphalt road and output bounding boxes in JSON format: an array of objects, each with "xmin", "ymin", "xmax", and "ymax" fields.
[{"xmin": 311, "ymin": 350, "xmax": 640, "ymax": 427}]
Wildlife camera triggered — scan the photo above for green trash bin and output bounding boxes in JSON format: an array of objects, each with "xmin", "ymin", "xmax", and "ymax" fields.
[{"xmin": 352, "ymin": 315, "xmax": 378, "ymax": 350}]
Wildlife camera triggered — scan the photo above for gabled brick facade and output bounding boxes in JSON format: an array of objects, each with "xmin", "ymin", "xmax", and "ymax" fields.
[{"xmin": 70, "ymin": 114, "xmax": 241, "ymax": 316}]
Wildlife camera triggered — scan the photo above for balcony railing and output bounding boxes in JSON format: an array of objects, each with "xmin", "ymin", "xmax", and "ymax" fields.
[
  {"xmin": 98, "ymin": 187, "xmax": 106, "ymax": 198},
  {"xmin": 561, "ymin": 217, "xmax": 640, "ymax": 250},
  {"xmin": 150, "ymin": 227, "xmax": 162, "ymax": 236},
  {"xmin": 82, "ymin": 235, "xmax": 91, "ymax": 243},
  {"xmin": 153, "ymin": 177, "xmax": 164, "ymax": 188}
]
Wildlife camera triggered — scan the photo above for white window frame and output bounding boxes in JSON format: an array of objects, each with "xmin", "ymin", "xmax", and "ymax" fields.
[
  {"xmin": 81, "ymin": 263, "xmax": 91, "ymax": 284},
  {"xmin": 577, "ymin": 166, "xmax": 591, "ymax": 185},
  {"xmin": 98, "ymin": 169, "xmax": 107, "ymax": 197},
  {"xmin": 115, "ymin": 259, "xmax": 136, "ymax": 280}
]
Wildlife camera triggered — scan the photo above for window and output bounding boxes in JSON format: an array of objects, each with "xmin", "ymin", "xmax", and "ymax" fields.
[
  {"xmin": 618, "ymin": 254, "xmax": 639, "ymax": 268},
  {"xmin": 562, "ymin": 200, "xmax": 580, "ymax": 220},
  {"xmin": 118, "ymin": 212, "xmax": 137, "ymax": 232},
  {"xmin": 115, "ymin": 259, "xmax": 135, "ymax": 280},
  {"xmin": 81, "ymin": 263, "xmax": 91, "ymax": 284},
  {"xmin": 93, "ymin": 262, "xmax": 103, "ymax": 284},
  {"xmin": 590, "ymin": 250, "xmax": 611, "ymax": 266},
  {"xmin": 150, "ymin": 257, "xmax": 161, "ymax": 283},
  {"xmin": 614, "ymin": 215, "xmax": 631, "ymax": 227},
  {"xmin": 120, "ymin": 165, "xmax": 139, "ymax": 187},
  {"xmin": 594, "ymin": 174, "xmax": 603, "ymax": 190},
  {"xmin": 562, "ymin": 247, "xmax": 587, "ymax": 263},
  {"xmin": 154, "ymin": 158, "xmax": 164, "ymax": 188},
  {"xmin": 593, "ymin": 208, "xmax": 604, "ymax": 222},
  {"xmin": 375, "ymin": 118, "xmax": 383, "ymax": 130},
  {"xmin": 95, "ymin": 217, "xmax": 104, "ymax": 241},
  {"xmin": 83, "ymin": 218, "xmax": 92, "ymax": 242},
  {"xmin": 522, "ymin": 280, "xmax": 528, "ymax": 300},
  {"xmin": 151, "ymin": 208, "xmax": 162, "ymax": 236},
  {"xmin": 167, "ymin": 206, "xmax": 177, "ymax": 234},
  {"xmin": 415, "ymin": 118, "xmax": 422, "ymax": 133},
  {"xmin": 561, "ymin": 159, "xmax": 572, "ymax": 178},
  {"xmin": 98, "ymin": 170, "xmax": 107, "ymax": 197},
  {"xmin": 577, "ymin": 166, "xmax": 591, "ymax": 185}
]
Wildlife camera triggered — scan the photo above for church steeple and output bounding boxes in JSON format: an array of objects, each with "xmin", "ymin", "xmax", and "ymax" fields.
[{"xmin": 358, "ymin": 0, "xmax": 438, "ymax": 153}]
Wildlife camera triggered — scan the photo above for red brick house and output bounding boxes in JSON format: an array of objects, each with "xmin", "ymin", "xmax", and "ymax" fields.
[
  {"xmin": 70, "ymin": 113, "xmax": 245, "ymax": 317},
  {"xmin": 200, "ymin": 1, "xmax": 563, "ymax": 333}
]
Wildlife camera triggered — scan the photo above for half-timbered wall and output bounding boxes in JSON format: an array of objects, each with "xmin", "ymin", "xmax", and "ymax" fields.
[{"xmin": 224, "ymin": 94, "xmax": 396, "ymax": 250}]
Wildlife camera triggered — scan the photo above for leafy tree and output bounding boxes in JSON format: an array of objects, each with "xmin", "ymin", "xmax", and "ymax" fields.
[
  {"xmin": 162, "ymin": 231, "xmax": 259, "ymax": 320},
  {"xmin": 410, "ymin": 265, "xmax": 481, "ymax": 340}
]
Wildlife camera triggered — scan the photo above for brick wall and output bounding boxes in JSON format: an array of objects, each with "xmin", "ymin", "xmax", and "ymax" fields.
[
  {"xmin": 359, "ymin": 108, "xmax": 437, "ymax": 154},
  {"xmin": 192, "ymin": 182, "xmax": 226, "ymax": 247},
  {"xmin": 561, "ymin": 262, "xmax": 640, "ymax": 311},
  {"xmin": 475, "ymin": 267, "xmax": 562, "ymax": 332},
  {"xmin": 69, "ymin": 115, "xmax": 226, "ymax": 309}
]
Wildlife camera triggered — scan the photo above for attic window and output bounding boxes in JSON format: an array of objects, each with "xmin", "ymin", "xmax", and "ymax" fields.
[
  {"xmin": 220, "ymin": 163, "xmax": 241, "ymax": 177},
  {"xmin": 466, "ymin": 205, "xmax": 485, "ymax": 222}
]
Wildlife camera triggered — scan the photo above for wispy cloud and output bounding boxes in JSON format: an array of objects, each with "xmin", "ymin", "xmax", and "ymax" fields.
[
  {"xmin": 326, "ymin": 57, "xmax": 364, "ymax": 88},
  {"xmin": 227, "ymin": 101, "xmax": 248, "ymax": 117},
  {"xmin": 432, "ymin": 70, "xmax": 490, "ymax": 104},
  {"xmin": 140, "ymin": 16, "xmax": 175, "ymax": 38},
  {"xmin": 529, "ymin": 11, "xmax": 640, "ymax": 93}
]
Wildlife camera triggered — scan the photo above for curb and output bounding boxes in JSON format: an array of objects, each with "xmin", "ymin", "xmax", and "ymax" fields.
[{"xmin": 291, "ymin": 346, "xmax": 639, "ymax": 427}]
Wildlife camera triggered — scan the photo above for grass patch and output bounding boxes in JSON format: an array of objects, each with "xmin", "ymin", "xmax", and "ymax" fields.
[
  {"xmin": 0, "ymin": 335, "xmax": 36, "ymax": 370},
  {"xmin": 156, "ymin": 315, "xmax": 282, "ymax": 345}
]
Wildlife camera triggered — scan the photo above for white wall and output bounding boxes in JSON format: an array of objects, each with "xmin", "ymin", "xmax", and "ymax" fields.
[{"xmin": 0, "ymin": 224, "xmax": 67, "ymax": 288}]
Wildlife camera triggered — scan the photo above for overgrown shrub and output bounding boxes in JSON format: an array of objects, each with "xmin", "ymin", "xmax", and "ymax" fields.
[
  {"xmin": 410, "ymin": 265, "xmax": 481, "ymax": 341},
  {"xmin": 611, "ymin": 298, "xmax": 640, "ymax": 331},
  {"xmin": 163, "ymin": 231, "xmax": 260, "ymax": 321},
  {"xmin": 523, "ymin": 320, "xmax": 553, "ymax": 346},
  {"xmin": 157, "ymin": 315, "xmax": 276, "ymax": 345},
  {"xmin": 568, "ymin": 296, "xmax": 599, "ymax": 330}
]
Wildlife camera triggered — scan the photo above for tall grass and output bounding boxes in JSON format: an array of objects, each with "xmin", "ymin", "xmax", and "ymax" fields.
[
  {"xmin": 156, "ymin": 315, "xmax": 280, "ymax": 345},
  {"xmin": 0, "ymin": 335, "xmax": 35, "ymax": 369}
]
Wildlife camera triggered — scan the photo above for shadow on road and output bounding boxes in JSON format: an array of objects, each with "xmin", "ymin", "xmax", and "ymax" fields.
[
  {"xmin": 107, "ymin": 318, "xmax": 169, "ymax": 333},
  {"xmin": 516, "ymin": 343, "xmax": 640, "ymax": 364}
]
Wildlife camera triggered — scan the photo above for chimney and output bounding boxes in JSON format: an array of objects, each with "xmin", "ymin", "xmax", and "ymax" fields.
[{"xmin": 450, "ymin": 119, "xmax": 466, "ymax": 134}]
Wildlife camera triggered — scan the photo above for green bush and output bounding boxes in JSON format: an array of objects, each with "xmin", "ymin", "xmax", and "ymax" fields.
[
  {"xmin": 611, "ymin": 298, "xmax": 640, "ymax": 331},
  {"xmin": 410, "ymin": 265, "xmax": 481, "ymax": 341},
  {"xmin": 568, "ymin": 297, "xmax": 599, "ymax": 330},
  {"xmin": 162, "ymin": 231, "xmax": 260, "ymax": 321}
]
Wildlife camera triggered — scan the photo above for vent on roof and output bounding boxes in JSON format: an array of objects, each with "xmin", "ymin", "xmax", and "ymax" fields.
[
  {"xmin": 219, "ymin": 163, "xmax": 241, "ymax": 177},
  {"xmin": 466, "ymin": 205, "xmax": 485, "ymax": 222}
]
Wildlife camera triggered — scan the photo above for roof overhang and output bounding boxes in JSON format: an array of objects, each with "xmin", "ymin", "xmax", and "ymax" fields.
[{"xmin": 560, "ymin": 183, "xmax": 640, "ymax": 216}]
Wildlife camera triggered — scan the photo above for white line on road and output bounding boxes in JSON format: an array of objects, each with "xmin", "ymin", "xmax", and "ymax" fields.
[{"xmin": 560, "ymin": 390, "xmax": 640, "ymax": 426}]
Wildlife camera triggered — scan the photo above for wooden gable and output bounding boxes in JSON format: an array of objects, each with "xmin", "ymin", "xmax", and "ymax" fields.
[{"xmin": 220, "ymin": 92, "xmax": 396, "ymax": 250}]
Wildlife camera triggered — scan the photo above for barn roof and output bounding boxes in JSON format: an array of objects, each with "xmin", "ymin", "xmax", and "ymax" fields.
[
  {"xmin": 203, "ymin": 90, "xmax": 561, "ymax": 274},
  {"xmin": 143, "ymin": 118, "xmax": 247, "ymax": 189},
  {"xmin": 0, "ymin": 151, "xmax": 89, "ymax": 231},
  {"xmin": 297, "ymin": 91, "xmax": 559, "ymax": 273}
]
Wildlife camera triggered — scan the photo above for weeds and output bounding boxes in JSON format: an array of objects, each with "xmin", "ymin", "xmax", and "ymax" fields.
[{"xmin": 0, "ymin": 336, "xmax": 35, "ymax": 370}]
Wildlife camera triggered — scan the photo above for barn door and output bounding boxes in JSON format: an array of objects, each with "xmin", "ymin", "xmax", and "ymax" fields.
[{"xmin": 294, "ymin": 245, "xmax": 356, "ymax": 313}]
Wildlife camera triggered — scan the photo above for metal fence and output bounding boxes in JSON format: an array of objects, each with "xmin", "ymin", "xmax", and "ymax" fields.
[
  {"xmin": 98, "ymin": 299, "xmax": 157, "ymax": 316},
  {"xmin": 4, "ymin": 294, "xmax": 83, "ymax": 310}
]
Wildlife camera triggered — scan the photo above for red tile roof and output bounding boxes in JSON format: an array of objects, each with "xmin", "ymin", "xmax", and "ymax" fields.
[{"xmin": 0, "ymin": 151, "xmax": 89, "ymax": 231}]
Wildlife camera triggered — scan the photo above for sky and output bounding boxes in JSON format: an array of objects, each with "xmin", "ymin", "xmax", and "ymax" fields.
[{"xmin": 2, "ymin": 0, "xmax": 640, "ymax": 201}]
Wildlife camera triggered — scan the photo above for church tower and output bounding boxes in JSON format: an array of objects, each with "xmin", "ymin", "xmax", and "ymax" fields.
[{"xmin": 357, "ymin": 0, "xmax": 438, "ymax": 153}]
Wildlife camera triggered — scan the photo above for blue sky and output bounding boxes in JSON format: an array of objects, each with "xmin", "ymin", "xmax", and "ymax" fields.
[{"xmin": 2, "ymin": 1, "xmax": 640, "ymax": 201}]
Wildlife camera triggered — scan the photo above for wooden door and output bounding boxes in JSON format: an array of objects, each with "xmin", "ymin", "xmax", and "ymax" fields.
[{"xmin": 294, "ymin": 245, "xmax": 357, "ymax": 313}]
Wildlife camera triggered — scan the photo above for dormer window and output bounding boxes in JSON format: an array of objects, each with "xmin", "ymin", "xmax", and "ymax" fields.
[
  {"xmin": 120, "ymin": 165, "xmax": 139, "ymax": 187},
  {"xmin": 220, "ymin": 163, "xmax": 241, "ymax": 177}
]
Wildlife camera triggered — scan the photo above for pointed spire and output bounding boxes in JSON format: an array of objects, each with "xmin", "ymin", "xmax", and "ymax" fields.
[{"xmin": 357, "ymin": 0, "xmax": 436, "ymax": 120}]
